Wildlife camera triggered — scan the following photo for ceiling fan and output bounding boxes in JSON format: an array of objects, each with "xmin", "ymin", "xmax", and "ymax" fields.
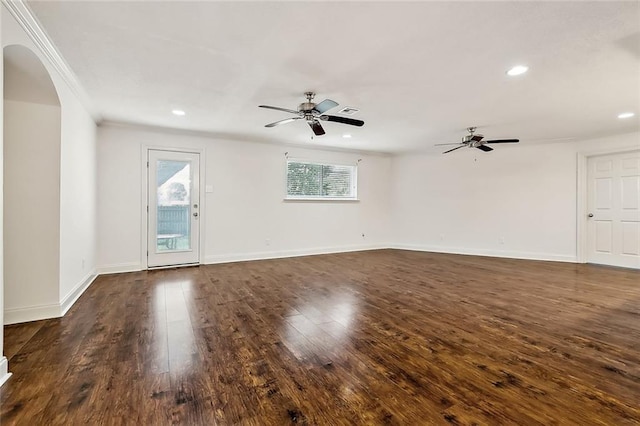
[
  {"xmin": 436, "ymin": 127, "xmax": 519, "ymax": 153},
  {"xmin": 259, "ymin": 92, "xmax": 364, "ymax": 136}
]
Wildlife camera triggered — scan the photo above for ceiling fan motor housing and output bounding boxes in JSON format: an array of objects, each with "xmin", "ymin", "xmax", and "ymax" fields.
[{"xmin": 298, "ymin": 102, "xmax": 316, "ymax": 112}]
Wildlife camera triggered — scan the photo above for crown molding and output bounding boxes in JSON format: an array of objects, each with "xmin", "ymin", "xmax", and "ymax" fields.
[
  {"xmin": 99, "ymin": 120, "xmax": 393, "ymax": 157},
  {"xmin": 2, "ymin": 0, "xmax": 102, "ymax": 122}
]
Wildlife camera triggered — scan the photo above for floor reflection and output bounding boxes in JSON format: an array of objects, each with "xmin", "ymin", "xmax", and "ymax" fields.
[
  {"xmin": 152, "ymin": 277, "xmax": 197, "ymax": 376},
  {"xmin": 283, "ymin": 291, "xmax": 358, "ymax": 358}
]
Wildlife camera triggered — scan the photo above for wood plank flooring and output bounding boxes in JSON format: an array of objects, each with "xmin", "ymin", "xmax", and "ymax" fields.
[{"xmin": 1, "ymin": 249, "xmax": 639, "ymax": 425}]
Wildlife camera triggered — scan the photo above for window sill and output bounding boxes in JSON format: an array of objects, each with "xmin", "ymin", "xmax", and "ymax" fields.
[{"xmin": 283, "ymin": 197, "xmax": 360, "ymax": 202}]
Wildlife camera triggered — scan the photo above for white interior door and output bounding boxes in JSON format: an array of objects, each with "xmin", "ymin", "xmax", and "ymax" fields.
[
  {"xmin": 147, "ymin": 150, "xmax": 200, "ymax": 268},
  {"xmin": 587, "ymin": 151, "xmax": 640, "ymax": 269}
]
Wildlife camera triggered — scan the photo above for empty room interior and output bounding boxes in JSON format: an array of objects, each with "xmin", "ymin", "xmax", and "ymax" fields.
[{"xmin": 0, "ymin": 0, "xmax": 639, "ymax": 424}]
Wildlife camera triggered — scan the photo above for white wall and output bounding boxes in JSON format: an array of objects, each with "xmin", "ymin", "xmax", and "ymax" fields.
[
  {"xmin": 2, "ymin": 5, "xmax": 98, "ymax": 324},
  {"xmin": 97, "ymin": 124, "xmax": 392, "ymax": 272},
  {"xmin": 98, "ymin": 124, "xmax": 637, "ymax": 272},
  {"xmin": 58, "ymin": 93, "xmax": 97, "ymax": 310},
  {"xmin": 3, "ymin": 100, "xmax": 61, "ymax": 314},
  {"xmin": 0, "ymin": 3, "xmax": 7, "ymax": 385},
  {"xmin": 391, "ymin": 132, "xmax": 640, "ymax": 261}
]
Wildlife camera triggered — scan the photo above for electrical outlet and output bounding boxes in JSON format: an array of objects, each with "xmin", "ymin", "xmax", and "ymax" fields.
[
  {"xmin": 499, "ymin": 237, "xmax": 505, "ymax": 245},
  {"xmin": 265, "ymin": 239, "xmax": 271, "ymax": 246},
  {"xmin": 439, "ymin": 234, "xmax": 445, "ymax": 241}
]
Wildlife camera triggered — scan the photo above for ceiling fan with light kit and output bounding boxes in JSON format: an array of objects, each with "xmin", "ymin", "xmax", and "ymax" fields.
[
  {"xmin": 436, "ymin": 127, "xmax": 519, "ymax": 154},
  {"xmin": 259, "ymin": 92, "xmax": 364, "ymax": 136}
]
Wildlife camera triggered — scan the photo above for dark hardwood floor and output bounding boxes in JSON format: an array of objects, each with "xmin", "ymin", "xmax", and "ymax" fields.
[{"xmin": 1, "ymin": 249, "xmax": 639, "ymax": 425}]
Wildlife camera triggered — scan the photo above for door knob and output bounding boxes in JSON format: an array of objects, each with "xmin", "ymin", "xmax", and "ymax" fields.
[
  {"xmin": 588, "ymin": 213, "xmax": 594, "ymax": 218},
  {"xmin": 193, "ymin": 212, "xmax": 199, "ymax": 217}
]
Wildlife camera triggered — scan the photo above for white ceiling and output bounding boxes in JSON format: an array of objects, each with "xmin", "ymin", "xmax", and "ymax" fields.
[{"xmin": 26, "ymin": 1, "xmax": 640, "ymax": 154}]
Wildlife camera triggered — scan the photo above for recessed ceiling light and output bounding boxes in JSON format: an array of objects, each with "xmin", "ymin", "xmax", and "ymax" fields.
[
  {"xmin": 618, "ymin": 112, "xmax": 635, "ymax": 119},
  {"xmin": 506, "ymin": 65, "xmax": 529, "ymax": 76},
  {"xmin": 172, "ymin": 109, "xmax": 186, "ymax": 116},
  {"xmin": 342, "ymin": 134, "xmax": 352, "ymax": 139}
]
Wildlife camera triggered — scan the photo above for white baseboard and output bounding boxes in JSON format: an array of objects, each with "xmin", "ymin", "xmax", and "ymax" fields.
[
  {"xmin": 96, "ymin": 262, "xmax": 142, "ymax": 275},
  {"xmin": 390, "ymin": 243, "xmax": 577, "ymax": 263},
  {"xmin": 60, "ymin": 270, "xmax": 98, "ymax": 316},
  {"xmin": 98, "ymin": 243, "xmax": 576, "ymax": 272},
  {"xmin": 141, "ymin": 242, "xmax": 576, "ymax": 267},
  {"xmin": 4, "ymin": 302, "xmax": 61, "ymax": 325},
  {"xmin": 5, "ymin": 269, "xmax": 99, "ymax": 324},
  {"xmin": 0, "ymin": 357, "xmax": 11, "ymax": 388},
  {"xmin": 204, "ymin": 244, "xmax": 388, "ymax": 265}
]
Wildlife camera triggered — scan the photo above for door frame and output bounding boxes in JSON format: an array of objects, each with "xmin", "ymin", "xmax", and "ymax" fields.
[
  {"xmin": 576, "ymin": 146, "xmax": 640, "ymax": 264},
  {"xmin": 141, "ymin": 145, "xmax": 206, "ymax": 269}
]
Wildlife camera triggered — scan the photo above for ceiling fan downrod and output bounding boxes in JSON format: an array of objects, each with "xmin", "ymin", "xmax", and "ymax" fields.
[{"xmin": 300, "ymin": 92, "xmax": 317, "ymax": 113}]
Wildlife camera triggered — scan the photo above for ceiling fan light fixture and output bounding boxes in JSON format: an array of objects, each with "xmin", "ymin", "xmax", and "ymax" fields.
[
  {"xmin": 617, "ymin": 112, "xmax": 635, "ymax": 119},
  {"xmin": 342, "ymin": 134, "xmax": 352, "ymax": 139},
  {"xmin": 506, "ymin": 65, "xmax": 529, "ymax": 76},
  {"xmin": 172, "ymin": 109, "xmax": 186, "ymax": 116}
]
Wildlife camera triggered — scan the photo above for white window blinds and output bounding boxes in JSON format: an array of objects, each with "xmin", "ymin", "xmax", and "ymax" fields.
[{"xmin": 286, "ymin": 160, "xmax": 357, "ymax": 199}]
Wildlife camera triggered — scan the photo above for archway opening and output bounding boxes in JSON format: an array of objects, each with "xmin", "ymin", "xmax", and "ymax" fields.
[{"xmin": 3, "ymin": 44, "xmax": 62, "ymax": 325}]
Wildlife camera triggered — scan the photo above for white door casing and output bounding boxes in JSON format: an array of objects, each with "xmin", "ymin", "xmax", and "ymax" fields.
[
  {"xmin": 147, "ymin": 149, "xmax": 200, "ymax": 268},
  {"xmin": 587, "ymin": 151, "xmax": 640, "ymax": 269}
]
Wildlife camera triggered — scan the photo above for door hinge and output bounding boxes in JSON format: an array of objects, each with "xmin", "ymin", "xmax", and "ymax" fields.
[
  {"xmin": 147, "ymin": 205, "xmax": 149, "ymax": 212},
  {"xmin": 147, "ymin": 161, "xmax": 149, "ymax": 167}
]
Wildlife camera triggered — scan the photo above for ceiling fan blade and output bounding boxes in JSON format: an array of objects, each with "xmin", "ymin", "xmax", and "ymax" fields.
[
  {"xmin": 434, "ymin": 143, "xmax": 464, "ymax": 146},
  {"xmin": 476, "ymin": 144, "xmax": 494, "ymax": 152},
  {"xmin": 484, "ymin": 139, "xmax": 520, "ymax": 144},
  {"xmin": 259, "ymin": 105, "xmax": 300, "ymax": 115},
  {"xmin": 443, "ymin": 145, "xmax": 466, "ymax": 154},
  {"xmin": 309, "ymin": 121, "xmax": 326, "ymax": 136},
  {"xmin": 319, "ymin": 115, "xmax": 365, "ymax": 127},
  {"xmin": 313, "ymin": 99, "xmax": 338, "ymax": 114},
  {"xmin": 265, "ymin": 117, "xmax": 303, "ymax": 127},
  {"xmin": 470, "ymin": 134, "xmax": 484, "ymax": 143}
]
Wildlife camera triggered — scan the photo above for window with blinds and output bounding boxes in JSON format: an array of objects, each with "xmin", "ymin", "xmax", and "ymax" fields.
[{"xmin": 286, "ymin": 160, "xmax": 357, "ymax": 200}]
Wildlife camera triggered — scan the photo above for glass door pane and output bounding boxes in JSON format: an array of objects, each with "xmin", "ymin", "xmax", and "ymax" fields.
[
  {"xmin": 156, "ymin": 160, "xmax": 191, "ymax": 252},
  {"xmin": 147, "ymin": 149, "xmax": 200, "ymax": 268}
]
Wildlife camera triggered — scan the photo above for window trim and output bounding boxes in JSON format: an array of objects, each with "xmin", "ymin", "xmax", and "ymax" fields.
[{"xmin": 284, "ymin": 158, "xmax": 359, "ymax": 201}]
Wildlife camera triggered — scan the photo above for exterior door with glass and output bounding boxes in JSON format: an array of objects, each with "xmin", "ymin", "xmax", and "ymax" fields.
[{"xmin": 147, "ymin": 150, "xmax": 200, "ymax": 268}]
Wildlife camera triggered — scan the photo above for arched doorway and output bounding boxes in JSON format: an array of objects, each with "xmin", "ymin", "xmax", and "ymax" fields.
[{"xmin": 3, "ymin": 44, "xmax": 62, "ymax": 324}]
